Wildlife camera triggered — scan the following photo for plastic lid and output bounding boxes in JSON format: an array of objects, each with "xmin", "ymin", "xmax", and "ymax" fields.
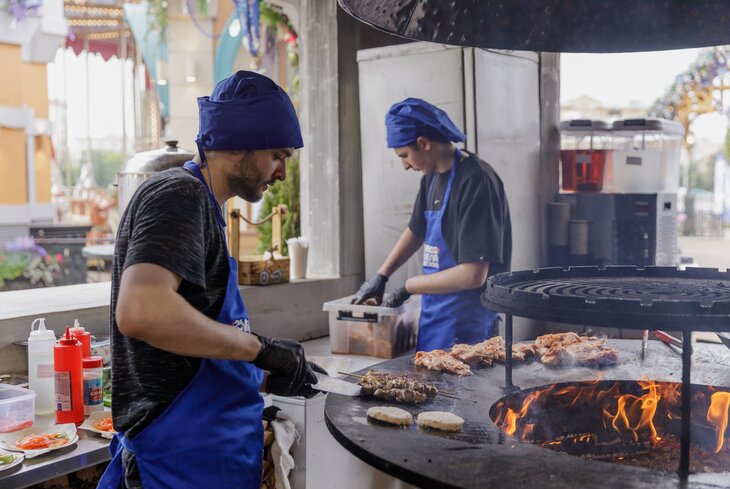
[
  {"xmin": 69, "ymin": 319, "xmax": 87, "ymax": 334},
  {"xmin": 559, "ymin": 119, "xmax": 611, "ymax": 132},
  {"xmin": 611, "ymin": 118, "xmax": 684, "ymax": 136},
  {"xmin": 58, "ymin": 326, "xmax": 80, "ymax": 346},
  {"xmin": 83, "ymin": 356, "xmax": 103, "ymax": 368},
  {"xmin": 29, "ymin": 318, "xmax": 55, "ymax": 341}
]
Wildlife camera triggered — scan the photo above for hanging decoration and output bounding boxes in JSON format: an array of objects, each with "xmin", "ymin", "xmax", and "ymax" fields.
[
  {"xmin": 234, "ymin": 0, "xmax": 260, "ymax": 56},
  {"xmin": 649, "ymin": 46, "xmax": 730, "ymax": 122},
  {"xmin": 1, "ymin": 0, "xmax": 41, "ymax": 28}
]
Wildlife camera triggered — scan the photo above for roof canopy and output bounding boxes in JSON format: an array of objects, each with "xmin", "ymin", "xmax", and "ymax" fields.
[{"xmin": 338, "ymin": 0, "xmax": 730, "ymax": 53}]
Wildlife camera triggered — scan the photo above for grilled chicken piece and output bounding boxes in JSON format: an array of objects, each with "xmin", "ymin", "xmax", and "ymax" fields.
[
  {"xmin": 540, "ymin": 339, "xmax": 619, "ymax": 368},
  {"xmin": 451, "ymin": 337, "xmax": 537, "ymax": 365},
  {"xmin": 534, "ymin": 332, "xmax": 582, "ymax": 353},
  {"xmin": 415, "ymin": 350, "xmax": 472, "ymax": 376}
]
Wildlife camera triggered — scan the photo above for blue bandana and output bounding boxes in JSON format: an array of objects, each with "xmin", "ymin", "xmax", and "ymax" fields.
[
  {"xmin": 195, "ymin": 71, "xmax": 303, "ymax": 161},
  {"xmin": 385, "ymin": 98, "xmax": 465, "ymax": 148}
]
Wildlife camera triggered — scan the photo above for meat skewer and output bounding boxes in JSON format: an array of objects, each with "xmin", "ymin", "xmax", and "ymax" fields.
[{"xmin": 339, "ymin": 371, "xmax": 459, "ymax": 401}]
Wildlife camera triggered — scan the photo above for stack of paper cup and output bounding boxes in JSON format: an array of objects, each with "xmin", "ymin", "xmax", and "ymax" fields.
[
  {"xmin": 569, "ymin": 220, "xmax": 590, "ymax": 264},
  {"xmin": 286, "ymin": 237, "xmax": 309, "ymax": 280},
  {"xmin": 548, "ymin": 202, "xmax": 571, "ymax": 247}
]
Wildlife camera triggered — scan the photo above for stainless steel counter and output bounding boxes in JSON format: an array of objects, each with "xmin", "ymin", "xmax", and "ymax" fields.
[{"xmin": 0, "ymin": 416, "xmax": 111, "ymax": 488}]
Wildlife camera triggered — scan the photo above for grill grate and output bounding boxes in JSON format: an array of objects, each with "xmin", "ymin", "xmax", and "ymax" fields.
[{"xmin": 483, "ymin": 266, "xmax": 730, "ymax": 331}]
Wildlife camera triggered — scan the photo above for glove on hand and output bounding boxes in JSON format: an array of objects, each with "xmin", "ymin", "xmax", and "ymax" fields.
[
  {"xmin": 351, "ymin": 273, "xmax": 388, "ymax": 305},
  {"xmin": 381, "ymin": 283, "xmax": 411, "ymax": 308},
  {"xmin": 254, "ymin": 335, "xmax": 317, "ymax": 396},
  {"xmin": 266, "ymin": 361, "xmax": 327, "ymax": 397}
]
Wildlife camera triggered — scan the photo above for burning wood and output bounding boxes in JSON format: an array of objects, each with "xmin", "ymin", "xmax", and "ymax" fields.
[{"xmin": 490, "ymin": 380, "xmax": 730, "ymax": 473}]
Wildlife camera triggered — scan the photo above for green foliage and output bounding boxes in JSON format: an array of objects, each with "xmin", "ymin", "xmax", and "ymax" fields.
[
  {"xmin": 256, "ymin": 154, "xmax": 300, "ymax": 256},
  {"xmin": 0, "ymin": 252, "xmax": 62, "ymax": 289},
  {"xmin": 0, "ymin": 253, "xmax": 29, "ymax": 287},
  {"xmin": 147, "ymin": 0, "xmax": 168, "ymax": 38},
  {"xmin": 67, "ymin": 150, "xmax": 124, "ymax": 188}
]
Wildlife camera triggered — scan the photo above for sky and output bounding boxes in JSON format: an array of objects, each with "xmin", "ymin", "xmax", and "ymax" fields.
[{"xmin": 561, "ymin": 49, "xmax": 728, "ymax": 145}]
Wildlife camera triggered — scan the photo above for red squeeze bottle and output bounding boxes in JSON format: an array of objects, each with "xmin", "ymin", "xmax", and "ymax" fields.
[
  {"xmin": 69, "ymin": 319, "xmax": 91, "ymax": 358},
  {"xmin": 54, "ymin": 327, "xmax": 84, "ymax": 424}
]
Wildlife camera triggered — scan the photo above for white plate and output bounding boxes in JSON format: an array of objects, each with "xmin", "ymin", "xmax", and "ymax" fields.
[
  {"xmin": 0, "ymin": 424, "xmax": 78, "ymax": 459},
  {"xmin": 0, "ymin": 449, "xmax": 23, "ymax": 472},
  {"xmin": 79, "ymin": 411, "xmax": 116, "ymax": 440}
]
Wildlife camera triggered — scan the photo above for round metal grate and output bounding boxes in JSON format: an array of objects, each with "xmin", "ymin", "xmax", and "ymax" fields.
[{"xmin": 483, "ymin": 266, "xmax": 730, "ymax": 331}]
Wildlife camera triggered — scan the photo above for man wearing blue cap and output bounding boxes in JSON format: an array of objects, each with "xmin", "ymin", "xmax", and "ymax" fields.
[
  {"xmin": 99, "ymin": 71, "xmax": 321, "ymax": 488},
  {"xmin": 352, "ymin": 98, "xmax": 512, "ymax": 352}
]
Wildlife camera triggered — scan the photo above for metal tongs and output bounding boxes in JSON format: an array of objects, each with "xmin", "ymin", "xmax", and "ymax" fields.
[{"xmin": 652, "ymin": 330, "xmax": 683, "ymax": 355}]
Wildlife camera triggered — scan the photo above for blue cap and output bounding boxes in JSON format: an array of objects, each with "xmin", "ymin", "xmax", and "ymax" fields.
[
  {"xmin": 195, "ymin": 71, "xmax": 303, "ymax": 161},
  {"xmin": 385, "ymin": 98, "xmax": 465, "ymax": 148}
]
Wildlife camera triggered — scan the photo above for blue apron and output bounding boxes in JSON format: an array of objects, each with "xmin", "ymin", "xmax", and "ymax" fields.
[
  {"xmin": 98, "ymin": 161, "xmax": 264, "ymax": 489},
  {"xmin": 417, "ymin": 149, "xmax": 498, "ymax": 351}
]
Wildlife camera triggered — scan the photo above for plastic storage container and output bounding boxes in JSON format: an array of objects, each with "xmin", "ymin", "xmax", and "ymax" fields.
[
  {"xmin": 559, "ymin": 119, "xmax": 613, "ymax": 192},
  {"xmin": 609, "ymin": 118, "xmax": 683, "ymax": 193},
  {"xmin": 0, "ymin": 384, "xmax": 36, "ymax": 433},
  {"xmin": 323, "ymin": 296, "xmax": 419, "ymax": 358}
]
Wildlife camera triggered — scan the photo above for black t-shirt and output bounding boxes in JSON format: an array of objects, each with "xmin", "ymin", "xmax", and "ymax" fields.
[
  {"xmin": 110, "ymin": 167, "xmax": 230, "ymax": 438},
  {"xmin": 408, "ymin": 152, "xmax": 512, "ymax": 283}
]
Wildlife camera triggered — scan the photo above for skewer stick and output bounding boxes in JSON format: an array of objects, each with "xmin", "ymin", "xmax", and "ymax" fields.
[{"xmin": 338, "ymin": 371, "xmax": 458, "ymax": 397}]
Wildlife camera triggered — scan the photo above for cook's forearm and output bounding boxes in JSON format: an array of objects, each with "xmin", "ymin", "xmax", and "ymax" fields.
[
  {"xmin": 405, "ymin": 262, "xmax": 489, "ymax": 295},
  {"xmin": 117, "ymin": 287, "xmax": 261, "ymax": 361},
  {"xmin": 378, "ymin": 228, "xmax": 423, "ymax": 277}
]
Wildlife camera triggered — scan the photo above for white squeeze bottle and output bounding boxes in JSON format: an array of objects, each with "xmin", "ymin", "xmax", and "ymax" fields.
[{"xmin": 28, "ymin": 318, "xmax": 56, "ymax": 414}]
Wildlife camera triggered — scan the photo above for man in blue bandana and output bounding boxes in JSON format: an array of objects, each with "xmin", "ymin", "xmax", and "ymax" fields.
[
  {"xmin": 100, "ymin": 71, "xmax": 322, "ymax": 489},
  {"xmin": 352, "ymin": 98, "xmax": 512, "ymax": 352}
]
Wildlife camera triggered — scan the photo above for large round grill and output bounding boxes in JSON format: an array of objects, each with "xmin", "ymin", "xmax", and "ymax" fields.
[{"xmin": 483, "ymin": 266, "xmax": 730, "ymax": 331}]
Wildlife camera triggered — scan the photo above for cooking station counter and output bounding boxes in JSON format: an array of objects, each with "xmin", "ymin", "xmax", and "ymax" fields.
[{"xmin": 324, "ymin": 340, "xmax": 730, "ymax": 489}]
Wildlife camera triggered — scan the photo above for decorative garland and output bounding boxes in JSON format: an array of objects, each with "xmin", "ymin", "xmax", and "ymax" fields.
[{"xmin": 649, "ymin": 47, "xmax": 730, "ymax": 120}]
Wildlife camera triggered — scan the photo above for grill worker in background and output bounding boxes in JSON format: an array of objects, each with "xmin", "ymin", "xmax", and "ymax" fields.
[
  {"xmin": 98, "ymin": 71, "xmax": 322, "ymax": 489},
  {"xmin": 352, "ymin": 98, "xmax": 512, "ymax": 351}
]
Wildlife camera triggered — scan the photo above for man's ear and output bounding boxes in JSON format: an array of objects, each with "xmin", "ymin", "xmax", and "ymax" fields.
[{"xmin": 416, "ymin": 136, "xmax": 431, "ymax": 151}]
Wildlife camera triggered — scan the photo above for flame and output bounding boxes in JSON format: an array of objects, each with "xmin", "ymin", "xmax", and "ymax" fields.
[
  {"xmin": 493, "ymin": 379, "xmax": 729, "ymax": 460},
  {"xmin": 707, "ymin": 391, "xmax": 730, "ymax": 453},
  {"xmin": 499, "ymin": 391, "xmax": 541, "ymax": 436},
  {"xmin": 604, "ymin": 381, "xmax": 661, "ymax": 443}
]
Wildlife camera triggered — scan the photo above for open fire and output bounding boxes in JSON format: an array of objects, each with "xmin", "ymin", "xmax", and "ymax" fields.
[{"xmin": 490, "ymin": 380, "xmax": 730, "ymax": 473}]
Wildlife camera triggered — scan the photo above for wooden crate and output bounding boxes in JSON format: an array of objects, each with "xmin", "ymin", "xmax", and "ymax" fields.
[{"xmin": 238, "ymin": 255, "xmax": 290, "ymax": 285}]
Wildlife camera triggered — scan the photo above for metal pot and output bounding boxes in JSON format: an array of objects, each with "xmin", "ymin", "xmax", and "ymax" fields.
[{"xmin": 117, "ymin": 140, "xmax": 194, "ymax": 214}]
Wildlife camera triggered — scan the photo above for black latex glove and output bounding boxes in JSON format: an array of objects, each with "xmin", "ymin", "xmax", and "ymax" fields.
[
  {"xmin": 351, "ymin": 273, "xmax": 388, "ymax": 305},
  {"xmin": 267, "ymin": 361, "xmax": 327, "ymax": 397},
  {"xmin": 382, "ymin": 283, "xmax": 411, "ymax": 308},
  {"xmin": 254, "ymin": 335, "xmax": 317, "ymax": 395}
]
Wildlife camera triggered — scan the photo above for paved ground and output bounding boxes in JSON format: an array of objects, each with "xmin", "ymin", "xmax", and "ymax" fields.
[{"xmin": 677, "ymin": 235, "xmax": 730, "ymax": 270}]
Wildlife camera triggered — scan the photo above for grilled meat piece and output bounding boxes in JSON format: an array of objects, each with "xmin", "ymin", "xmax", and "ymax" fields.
[
  {"xmin": 415, "ymin": 350, "xmax": 472, "ymax": 376},
  {"xmin": 540, "ymin": 338, "xmax": 619, "ymax": 368},
  {"xmin": 450, "ymin": 337, "xmax": 537, "ymax": 365}
]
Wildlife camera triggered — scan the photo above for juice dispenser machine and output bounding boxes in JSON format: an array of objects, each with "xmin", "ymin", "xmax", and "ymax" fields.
[{"xmin": 552, "ymin": 118, "xmax": 681, "ymax": 268}]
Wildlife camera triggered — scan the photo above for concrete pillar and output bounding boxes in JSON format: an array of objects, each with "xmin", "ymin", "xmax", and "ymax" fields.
[{"xmin": 299, "ymin": 0, "xmax": 364, "ymax": 283}]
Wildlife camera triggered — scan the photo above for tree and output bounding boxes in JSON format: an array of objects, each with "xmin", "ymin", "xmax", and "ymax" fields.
[{"xmin": 256, "ymin": 154, "xmax": 300, "ymax": 256}]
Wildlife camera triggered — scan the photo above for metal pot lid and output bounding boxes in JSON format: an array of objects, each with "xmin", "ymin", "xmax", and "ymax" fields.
[
  {"xmin": 338, "ymin": 0, "xmax": 730, "ymax": 53},
  {"xmin": 119, "ymin": 140, "xmax": 194, "ymax": 174}
]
